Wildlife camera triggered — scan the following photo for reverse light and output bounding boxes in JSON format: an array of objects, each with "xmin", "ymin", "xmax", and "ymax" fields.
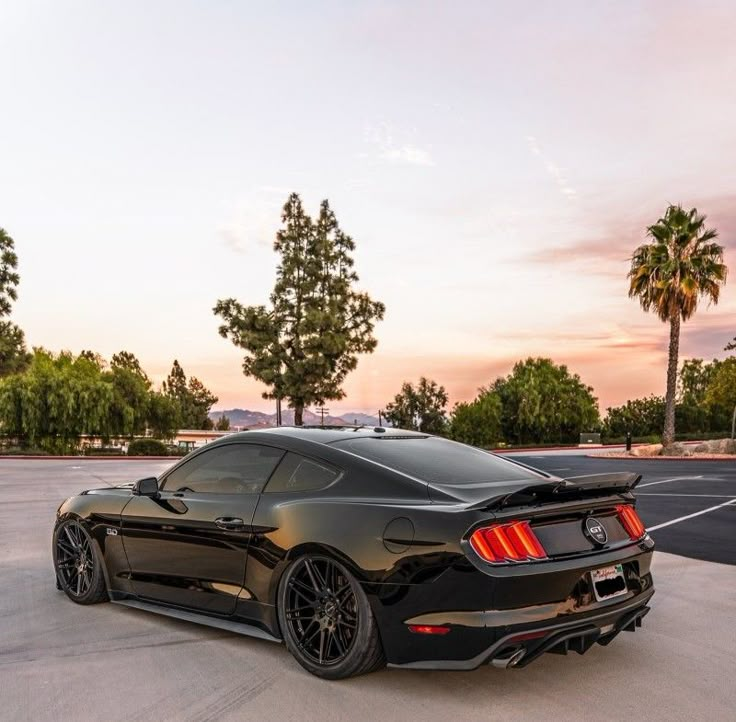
[
  {"xmin": 469, "ymin": 521, "xmax": 548, "ymax": 563},
  {"xmin": 616, "ymin": 504, "xmax": 646, "ymax": 540},
  {"xmin": 408, "ymin": 624, "xmax": 451, "ymax": 635}
]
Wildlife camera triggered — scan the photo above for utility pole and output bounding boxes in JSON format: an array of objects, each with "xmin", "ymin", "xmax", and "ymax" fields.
[
  {"xmin": 378, "ymin": 410, "xmax": 383, "ymax": 427},
  {"xmin": 276, "ymin": 397, "xmax": 282, "ymax": 427},
  {"xmin": 315, "ymin": 406, "xmax": 329, "ymax": 427}
]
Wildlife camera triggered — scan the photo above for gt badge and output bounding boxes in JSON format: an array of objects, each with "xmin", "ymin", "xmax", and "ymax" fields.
[
  {"xmin": 584, "ymin": 517, "xmax": 607, "ymax": 546},
  {"xmin": 106, "ymin": 527, "xmax": 118, "ymax": 536}
]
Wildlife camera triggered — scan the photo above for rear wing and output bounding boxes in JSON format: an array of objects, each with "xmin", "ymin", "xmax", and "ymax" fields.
[
  {"xmin": 468, "ymin": 472, "xmax": 641, "ymax": 511},
  {"xmin": 561, "ymin": 472, "xmax": 642, "ymax": 493}
]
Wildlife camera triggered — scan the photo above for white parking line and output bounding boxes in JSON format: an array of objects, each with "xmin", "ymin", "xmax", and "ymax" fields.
[
  {"xmin": 648, "ymin": 498, "xmax": 736, "ymax": 531},
  {"xmin": 638, "ymin": 475, "xmax": 704, "ymax": 488},
  {"xmin": 638, "ymin": 493, "xmax": 736, "ymax": 498}
]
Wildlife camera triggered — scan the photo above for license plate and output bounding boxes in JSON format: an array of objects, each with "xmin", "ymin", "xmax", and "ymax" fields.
[{"xmin": 591, "ymin": 564, "xmax": 627, "ymax": 602}]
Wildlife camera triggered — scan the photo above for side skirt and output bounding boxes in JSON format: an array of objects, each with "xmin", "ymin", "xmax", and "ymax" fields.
[{"xmin": 111, "ymin": 598, "xmax": 282, "ymax": 644}]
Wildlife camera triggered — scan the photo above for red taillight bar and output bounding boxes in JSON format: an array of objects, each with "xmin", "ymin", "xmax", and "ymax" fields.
[
  {"xmin": 469, "ymin": 521, "xmax": 548, "ymax": 564},
  {"xmin": 616, "ymin": 504, "xmax": 646, "ymax": 540}
]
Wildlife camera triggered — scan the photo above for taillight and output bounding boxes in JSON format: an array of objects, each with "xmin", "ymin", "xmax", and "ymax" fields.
[
  {"xmin": 469, "ymin": 521, "xmax": 548, "ymax": 563},
  {"xmin": 616, "ymin": 504, "xmax": 646, "ymax": 540},
  {"xmin": 408, "ymin": 625, "xmax": 451, "ymax": 635}
]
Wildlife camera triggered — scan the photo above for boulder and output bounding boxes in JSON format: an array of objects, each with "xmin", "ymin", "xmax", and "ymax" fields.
[
  {"xmin": 699, "ymin": 439, "xmax": 722, "ymax": 453},
  {"xmin": 630, "ymin": 443, "xmax": 663, "ymax": 457},
  {"xmin": 662, "ymin": 442, "xmax": 688, "ymax": 457}
]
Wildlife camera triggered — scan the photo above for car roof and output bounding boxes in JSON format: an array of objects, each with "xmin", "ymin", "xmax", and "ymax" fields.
[{"xmin": 216, "ymin": 426, "xmax": 425, "ymax": 445}]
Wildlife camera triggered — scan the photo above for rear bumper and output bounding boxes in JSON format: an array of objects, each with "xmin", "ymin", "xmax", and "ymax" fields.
[
  {"xmin": 369, "ymin": 540, "xmax": 654, "ymax": 669},
  {"xmin": 389, "ymin": 589, "xmax": 653, "ymax": 670}
]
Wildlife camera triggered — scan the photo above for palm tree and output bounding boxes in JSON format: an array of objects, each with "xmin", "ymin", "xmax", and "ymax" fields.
[{"xmin": 628, "ymin": 205, "xmax": 727, "ymax": 447}]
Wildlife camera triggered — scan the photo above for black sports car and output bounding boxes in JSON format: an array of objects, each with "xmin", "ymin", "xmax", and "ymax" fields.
[{"xmin": 53, "ymin": 427, "xmax": 654, "ymax": 679}]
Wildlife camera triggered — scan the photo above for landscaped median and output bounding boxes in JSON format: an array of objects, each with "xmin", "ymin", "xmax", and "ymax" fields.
[{"xmin": 594, "ymin": 438, "xmax": 736, "ymax": 460}]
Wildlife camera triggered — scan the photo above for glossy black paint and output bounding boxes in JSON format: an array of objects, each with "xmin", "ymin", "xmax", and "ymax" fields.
[{"xmin": 54, "ymin": 427, "xmax": 655, "ymax": 669}]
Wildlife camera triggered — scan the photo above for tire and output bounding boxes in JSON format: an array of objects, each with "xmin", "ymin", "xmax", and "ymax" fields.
[
  {"xmin": 277, "ymin": 554, "xmax": 385, "ymax": 679},
  {"xmin": 53, "ymin": 519, "xmax": 108, "ymax": 605}
]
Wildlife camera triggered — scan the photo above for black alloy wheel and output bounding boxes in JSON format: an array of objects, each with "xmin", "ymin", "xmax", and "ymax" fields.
[
  {"xmin": 278, "ymin": 555, "xmax": 385, "ymax": 679},
  {"xmin": 53, "ymin": 520, "xmax": 108, "ymax": 604}
]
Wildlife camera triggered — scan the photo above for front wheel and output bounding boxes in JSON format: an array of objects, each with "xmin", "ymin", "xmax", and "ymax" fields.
[
  {"xmin": 53, "ymin": 519, "xmax": 108, "ymax": 605},
  {"xmin": 277, "ymin": 554, "xmax": 385, "ymax": 679}
]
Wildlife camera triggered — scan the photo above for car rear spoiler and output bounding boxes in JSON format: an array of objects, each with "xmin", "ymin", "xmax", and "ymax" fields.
[{"xmin": 468, "ymin": 472, "xmax": 642, "ymax": 511}]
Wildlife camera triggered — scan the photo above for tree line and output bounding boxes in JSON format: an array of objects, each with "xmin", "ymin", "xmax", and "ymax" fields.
[
  {"xmin": 604, "ymin": 356, "xmax": 736, "ymax": 439},
  {"xmin": 382, "ymin": 358, "xmax": 600, "ymax": 446},
  {"xmin": 0, "ymin": 196, "xmax": 732, "ymax": 452},
  {"xmin": 215, "ymin": 196, "xmax": 730, "ymax": 448},
  {"xmin": 0, "ymin": 227, "xmax": 221, "ymax": 453},
  {"xmin": 0, "ymin": 350, "xmax": 220, "ymax": 453},
  {"xmin": 382, "ymin": 351, "xmax": 736, "ymax": 447}
]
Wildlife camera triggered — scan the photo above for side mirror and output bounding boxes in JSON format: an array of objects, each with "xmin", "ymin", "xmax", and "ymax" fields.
[{"xmin": 133, "ymin": 477, "xmax": 159, "ymax": 497}]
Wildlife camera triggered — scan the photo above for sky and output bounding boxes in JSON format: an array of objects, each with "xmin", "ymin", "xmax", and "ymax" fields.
[{"xmin": 1, "ymin": 0, "xmax": 735, "ymax": 416}]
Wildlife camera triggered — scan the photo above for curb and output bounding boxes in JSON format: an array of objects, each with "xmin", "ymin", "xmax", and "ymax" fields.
[
  {"xmin": 585, "ymin": 454, "xmax": 736, "ymax": 461},
  {"xmin": 0, "ymin": 456, "xmax": 174, "ymax": 461},
  {"xmin": 494, "ymin": 445, "xmax": 616, "ymax": 454}
]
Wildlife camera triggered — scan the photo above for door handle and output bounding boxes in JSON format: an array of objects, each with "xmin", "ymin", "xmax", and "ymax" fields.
[{"xmin": 215, "ymin": 517, "xmax": 246, "ymax": 531}]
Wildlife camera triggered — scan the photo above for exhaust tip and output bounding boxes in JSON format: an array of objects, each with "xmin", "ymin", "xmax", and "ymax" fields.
[{"xmin": 491, "ymin": 648, "xmax": 526, "ymax": 669}]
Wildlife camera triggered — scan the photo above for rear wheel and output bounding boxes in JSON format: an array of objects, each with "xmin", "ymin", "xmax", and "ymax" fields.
[
  {"xmin": 53, "ymin": 520, "xmax": 108, "ymax": 605},
  {"xmin": 277, "ymin": 554, "xmax": 385, "ymax": 679}
]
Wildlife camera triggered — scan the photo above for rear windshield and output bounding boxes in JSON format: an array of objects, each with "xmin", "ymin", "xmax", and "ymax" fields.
[{"xmin": 331, "ymin": 437, "xmax": 538, "ymax": 485}]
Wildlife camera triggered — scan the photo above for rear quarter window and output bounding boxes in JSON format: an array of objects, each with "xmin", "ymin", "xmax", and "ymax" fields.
[{"xmin": 264, "ymin": 452, "xmax": 342, "ymax": 493}]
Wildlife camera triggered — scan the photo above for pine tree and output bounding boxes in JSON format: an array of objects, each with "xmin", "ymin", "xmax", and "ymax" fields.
[
  {"xmin": 162, "ymin": 359, "xmax": 188, "ymax": 398},
  {"xmin": 215, "ymin": 193, "xmax": 384, "ymax": 425},
  {"xmin": 0, "ymin": 228, "xmax": 30, "ymax": 376},
  {"xmin": 162, "ymin": 360, "xmax": 218, "ymax": 429},
  {"xmin": 215, "ymin": 414, "xmax": 231, "ymax": 431}
]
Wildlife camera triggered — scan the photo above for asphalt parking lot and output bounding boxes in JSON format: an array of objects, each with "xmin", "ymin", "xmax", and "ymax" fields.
[
  {"xmin": 1, "ymin": 457, "xmax": 735, "ymax": 721},
  {"xmin": 510, "ymin": 452, "xmax": 736, "ymax": 566}
]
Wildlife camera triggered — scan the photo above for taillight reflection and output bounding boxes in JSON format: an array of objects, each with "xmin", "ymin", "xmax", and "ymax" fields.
[
  {"xmin": 616, "ymin": 504, "xmax": 646, "ymax": 540},
  {"xmin": 469, "ymin": 521, "xmax": 548, "ymax": 564}
]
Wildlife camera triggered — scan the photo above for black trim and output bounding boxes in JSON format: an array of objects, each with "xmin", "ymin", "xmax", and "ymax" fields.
[{"xmin": 112, "ymin": 598, "xmax": 282, "ymax": 642}]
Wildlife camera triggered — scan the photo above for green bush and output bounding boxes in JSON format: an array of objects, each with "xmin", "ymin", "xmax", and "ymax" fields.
[
  {"xmin": 128, "ymin": 438, "xmax": 169, "ymax": 456},
  {"xmin": 0, "ymin": 446, "xmax": 50, "ymax": 456},
  {"xmin": 602, "ymin": 435, "xmax": 661, "ymax": 446},
  {"xmin": 84, "ymin": 446, "xmax": 125, "ymax": 456},
  {"xmin": 490, "ymin": 440, "xmax": 581, "ymax": 450},
  {"xmin": 675, "ymin": 431, "xmax": 732, "ymax": 442}
]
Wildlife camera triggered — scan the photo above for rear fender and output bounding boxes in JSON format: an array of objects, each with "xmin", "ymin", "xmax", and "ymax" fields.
[{"xmin": 271, "ymin": 542, "xmax": 366, "ymax": 607}]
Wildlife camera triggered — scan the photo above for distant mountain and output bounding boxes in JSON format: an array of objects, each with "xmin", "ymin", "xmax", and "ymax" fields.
[
  {"xmin": 209, "ymin": 409, "xmax": 273, "ymax": 428},
  {"xmin": 209, "ymin": 408, "xmax": 383, "ymax": 429},
  {"xmin": 340, "ymin": 412, "xmax": 384, "ymax": 426}
]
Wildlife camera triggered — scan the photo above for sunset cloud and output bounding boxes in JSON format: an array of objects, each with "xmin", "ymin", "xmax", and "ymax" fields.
[
  {"xmin": 4, "ymin": 1, "xmax": 735, "ymax": 418},
  {"xmin": 364, "ymin": 123, "xmax": 434, "ymax": 167},
  {"xmin": 526, "ymin": 135, "xmax": 576, "ymax": 199}
]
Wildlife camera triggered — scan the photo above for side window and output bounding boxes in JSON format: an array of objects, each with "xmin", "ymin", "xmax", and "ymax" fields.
[
  {"xmin": 264, "ymin": 452, "xmax": 341, "ymax": 493},
  {"xmin": 161, "ymin": 444, "xmax": 285, "ymax": 494}
]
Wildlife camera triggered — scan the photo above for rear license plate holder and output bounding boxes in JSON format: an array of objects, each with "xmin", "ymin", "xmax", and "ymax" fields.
[{"xmin": 591, "ymin": 564, "xmax": 627, "ymax": 602}]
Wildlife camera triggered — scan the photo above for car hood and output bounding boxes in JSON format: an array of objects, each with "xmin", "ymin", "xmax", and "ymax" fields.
[{"xmin": 83, "ymin": 482, "xmax": 135, "ymax": 497}]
